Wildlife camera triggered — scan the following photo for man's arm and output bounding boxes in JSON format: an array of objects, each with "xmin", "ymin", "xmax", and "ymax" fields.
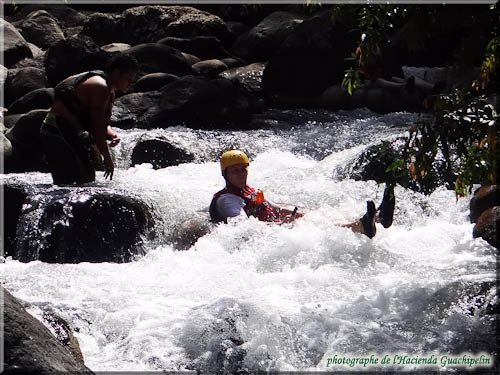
[{"xmin": 87, "ymin": 84, "xmax": 114, "ymax": 179}]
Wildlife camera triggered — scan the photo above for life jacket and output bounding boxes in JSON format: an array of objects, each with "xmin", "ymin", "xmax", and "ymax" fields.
[
  {"xmin": 54, "ymin": 70, "xmax": 109, "ymax": 124},
  {"xmin": 209, "ymin": 185, "xmax": 279, "ymax": 223}
]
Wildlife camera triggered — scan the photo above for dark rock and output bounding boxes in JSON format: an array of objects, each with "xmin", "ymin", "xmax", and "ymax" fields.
[
  {"xmin": 263, "ymin": 10, "xmax": 358, "ymax": 96},
  {"xmin": 110, "ymin": 90, "xmax": 162, "ymax": 129},
  {"xmin": 82, "ymin": 6, "xmax": 229, "ymax": 46},
  {"xmin": 245, "ymin": 11, "xmax": 305, "ymax": 61},
  {"xmin": 4, "ymin": 67, "xmax": 48, "ymax": 107},
  {"xmin": 13, "ymin": 10, "xmax": 66, "ymax": 49},
  {"xmin": 226, "ymin": 21, "xmax": 250, "ymax": 42},
  {"xmin": 131, "ymin": 137, "xmax": 195, "ymax": 169},
  {"xmin": 132, "ymin": 72, "xmax": 179, "ymax": 93},
  {"xmin": 2, "ymin": 182, "xmax": 29, "ymax": 257},
  {"xmin": 1, "ymin": 18, "xmax": 33, "ymax": 68},
  {"xmin": 473, "ymin": 207, "xmax": 499, "ymax": 249},
  {"xmin": 124, "ymin": 43, "xmax": 194, "ymax": 76},
  {"xmin": 8, "ymin": 4, "xmax": 88, "ymax": 28},
  {"xmin": 171, "ymin": 212, "xmax": 214, "ymax": 250},
  {"xmin": 157, "ymin": 36, "xmax": 232, "ymax": 61},
  {"xmin": 321, "ymin": 84, "xmax": 351, "ymax": 110},
  {"xmin": 44, "ymin": 35, "xmax": 108, "ymax": 87},
  {"xmin": 220, "ymin": 62, "xmax": 265, "ymax": 96},
  {"xmin": 220, "ymin": 57, "xmax": 246, "ymax": 69},
  {"xmin": 4, "ymin": 109, "xmax": 48, "ymax": 173},
  {"xmin": 2, "ymin": 113, "xmax": 23, "ymax": 129},
  {"xmin": 7, "ymin": 87, "xmax": 54, "ymax": 115},
  {"xmin": 470, "ymin": 185, "xmax": 500, "ymax": 223},
  {"xmin": 11, "ymin": 53, "xmax": 46, "ymax": 70},
  {"xmin": 182, "ymin": 52, "xmax": 202, "ymax": 66},
  {"xmin": 15, "ymin": 189, "xmax": 155, "ymax": 263},
  {"xmin": 154, "ymin": 75, "xmax": 255, "ymax": 129},
  {"xmin": 192, "ymin": 59, "xmax": 228, "ymax": 77},
  {"xmin": 3, "ymin": 286, "xmax": 93, "ymax": 374}
]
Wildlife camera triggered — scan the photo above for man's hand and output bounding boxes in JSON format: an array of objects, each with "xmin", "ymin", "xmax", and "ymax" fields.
[
  {"xmin": 103, "ymin": 156, "xmax": 114, "ymax": 180},
  {"xmin": 107, "ymin": 126, "xmax": 120, "ymax": 147}
]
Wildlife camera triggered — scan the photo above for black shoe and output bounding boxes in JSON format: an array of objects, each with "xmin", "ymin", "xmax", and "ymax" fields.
[
  {"xmin": 378, "ymin": 184, "xmax": 395, "ymax": 228},
  {"xmin": 361, "ymin": 200, "xmax": 377, "ymax": 239}
]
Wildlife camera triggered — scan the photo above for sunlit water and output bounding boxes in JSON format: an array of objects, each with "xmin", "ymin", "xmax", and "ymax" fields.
[{"xmin": 1, "ymin": 109, "xmax": 497, "ymax": 372}]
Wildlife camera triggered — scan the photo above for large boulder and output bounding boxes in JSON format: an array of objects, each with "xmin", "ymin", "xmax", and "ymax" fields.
[
  {"xmin": 470, "ymin": 185, "xmax": 500, "ymax": 223},
  {"xmin": 3, "ymin": 286, "xmax": 94, "ymax": 374},
  {"xmin": 263, "ymin": 10, "xmax": 358, "ymax": 96},
  {"xmin": 131, "ymin": 137, "xmax": 194, "ymax": 169},
  {"xmin": 1, "ymin": 182, "xmax": 29, "ymax": 257},
  {"xmin": 13, "ymin": 10, "xmax": 66, "ymax": 49},
  {"xmin": 110, "ymin": 90, "xmax": 162, "ymax": 129},
  {"xmin": 4, "ymin": 109, "xmax": 48, "ymax": 173},
  {"xmin": 132, "ymin": 72, "xmax": 179, "ymax": 93},
  {"xmin": 157, "ymin": 36, "xmax": 232, "ymax": 61},
  {"xmin": 4, "ymin": 67, "xmax": 48, "ymax": 107},
  {"xmin": 473, "ymin": 207, "xmax": 499, "ymax": 249},
  {"xmin": 0, "ymin": 18, "xmax": 33, "ymax": 68},
  {"xmin": 124, "ymin": 43, "xmax": 194, "ymax": 76},
  {"xmin": 7, "ymin": 87, "xmax": 54, "ymax": 115},
  {"xmin": 44, "ymin": 36, "xmax": 108, "ymax": 87},
  {"xmin": 244, "ymin": 11, "xmax": 306, "ymax": 61},
  {"xmin": 15, "ymin": 189, "xmax": 155, "ymax": 263},
  {"xmin": 153, "ymin": 75, "xmax": 255, "ymax": 129},
  {"xmin": 82, "ymin": 6, "xmax": 230, "ymax": 46}
]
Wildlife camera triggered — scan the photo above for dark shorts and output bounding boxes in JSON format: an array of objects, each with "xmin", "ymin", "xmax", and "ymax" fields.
[{"xmin": 40, "ymin": 114, "xmax": 95, "ymax": 185}]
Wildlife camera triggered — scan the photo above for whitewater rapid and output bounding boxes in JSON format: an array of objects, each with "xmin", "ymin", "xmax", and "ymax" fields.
[{"xmin": 1, "ymin": 109, "xmax": 497, "ymax": 372}]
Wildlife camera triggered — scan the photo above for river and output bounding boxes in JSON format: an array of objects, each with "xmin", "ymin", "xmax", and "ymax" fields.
[{"xmin": 1, "ymin": 108, "xmax": 497, "ymax": 372}]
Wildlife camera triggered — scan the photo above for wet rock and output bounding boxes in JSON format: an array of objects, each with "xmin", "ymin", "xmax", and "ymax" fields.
[
  {"xmin": 3, "ymin": 286, "xmax": 93, "ymax": 374},
  {"xmin": 157, "ymin": 36, "xmax": 232, "ymax": 61},
  {"xmin": 13, "ymin": 10, "xmax": 66, "ymax": 49},
  {"xmin": 192, "ymin": 59, "xmax": 228, "ymax": 77},
  {"xmin": 132, "ymin": 72, "xmax": 179, "ymax": 93},
  {"xmin": 171, "ymin": 211, "xmax": 214, "ymax": 250},
  {"xmin": 124, "ymin": 43, "xmax": 194, "ymax": 76},
  {"xmin": 15, "ymin": 189, "xmax": 156, "ymax": 263},
  {"xmin": 1, "ymin": 182, "xmax": 29, "ymax": 257},
  {"xmin": 221, "ymin": 57, "xmax": 246, "ymax": 69},
  {"xmin": 473, "ymin": 207, "xmax": 499, "ymax": 249},
  {"xmin": 220, "ymin": 62, "xmax": 265, "ymax": 96},
  {"xmin": 263, "ymin": 10, "xmax": 357, "ymax": 96},
  {"xmin": 1, "ymin": 18, "xmax": 33, "ymax": 68},
  {"xmin": 44, "ymin": 35, "xmax": 108, "ymax": 87},
  {"xmin": 470, "ymin": 185, "xmax": 500, "ymax": 223},
  {"xmin": 7, "ymin": 87, "xmax": 54, "ymax": 115},
  {"xmin": 180, "ymin": 297, "xmax": 248, "ymax": 374},
  {"xmin": 245, "ymin": 11, "xmax": 306, "ymax": 61},
  {"xmin": 82, "ymin": 6, "xmax": 229, "ymax": 46},
  {"xmin": 321, "ymin": 84, "xmax": 351, "ymax": 110},
  {"xmin": 131, "ymin": 137, "xmax": 195, "ymax": 169},
  {"xmin": 4, "ymin": 109, "xmax": 48, "ymax": 173},
  {"xmin": 4, "ymin": 67, "xmax": 48, "ymax": 107}
]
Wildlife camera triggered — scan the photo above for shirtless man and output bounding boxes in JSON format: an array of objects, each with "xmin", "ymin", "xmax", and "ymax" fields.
[{"xmin": 40, "ymin": 53, "xmax": 139, "ymax": 185}]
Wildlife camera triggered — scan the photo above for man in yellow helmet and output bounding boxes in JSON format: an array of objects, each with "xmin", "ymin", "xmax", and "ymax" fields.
[{"xmin": 209, "ymin": 150, "xmax": 393, "ymax": 238}]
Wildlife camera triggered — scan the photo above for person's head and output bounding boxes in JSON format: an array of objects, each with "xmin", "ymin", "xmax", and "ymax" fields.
[
  {"xmin": 220, "ymin": 150, "xmax": 249, "ymax": 189},
  {"xmin": 105, "ymin": 53, "xmax": 139, "ymax": 93}
]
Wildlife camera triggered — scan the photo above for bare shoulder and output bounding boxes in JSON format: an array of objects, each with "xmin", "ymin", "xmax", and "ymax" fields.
[{"xmin": 78, "ymin": 75, "xmax": 110, "ymax": 105}]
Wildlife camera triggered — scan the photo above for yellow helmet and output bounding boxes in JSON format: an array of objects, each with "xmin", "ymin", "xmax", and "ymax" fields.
[{"xmin": 220, "ymin": 150, "xmax": 250, "ymax": 172}]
